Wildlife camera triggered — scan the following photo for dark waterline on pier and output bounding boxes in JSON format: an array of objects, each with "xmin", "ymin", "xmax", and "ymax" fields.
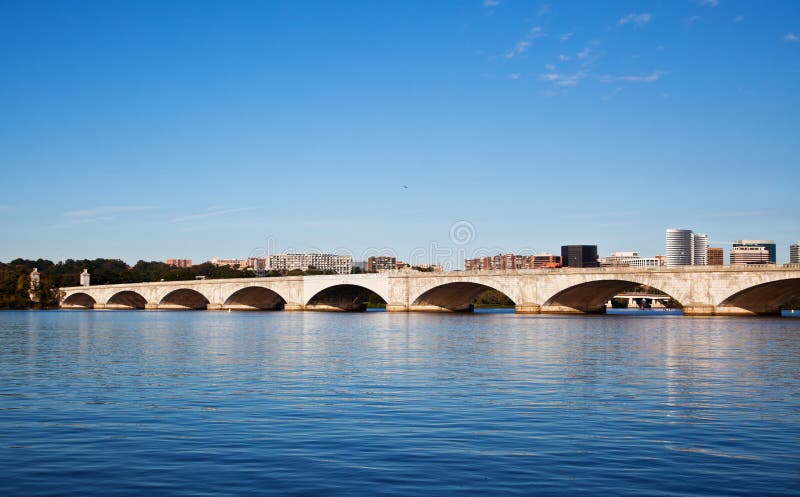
[{"xmin": 0, "ymin": 311, "xmax": 798, "ymax": 496}]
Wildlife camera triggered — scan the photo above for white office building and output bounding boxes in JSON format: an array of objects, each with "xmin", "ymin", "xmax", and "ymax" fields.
[
  {"xmin": 599, "ymin": 252, "xmax": 663, "ymax": 268},
  {"xmin": 666, "ymin": 228, "xmax": 709, "ymax": 267},
  {"xmin": 791, "ymin": 242, "xmax": 800, "ymax": 264},
  {"xmin": 268, "ymin": 253, "xmax": 353, "ymax": 274},
  {"xmin": 692, "ymin": 233, "xmax": 708, "ymax": 266},
  {"xmin": 730, "ymin": 246, "xmax": 771, "ymax": 265}
]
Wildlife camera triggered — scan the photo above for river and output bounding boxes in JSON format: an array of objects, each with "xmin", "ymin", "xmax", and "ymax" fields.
[{"xmin": 0, "ymin": 310, "xmax": 798, "ymax": 496}]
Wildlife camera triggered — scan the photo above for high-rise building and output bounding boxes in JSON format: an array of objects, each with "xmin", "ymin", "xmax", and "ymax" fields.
[
  {"xmin": 666, "ymin": 229, "xmax": 693, "ymax": 267},
  {"xmin": 733, "ymin": 240, "xmax": 776, "ymax": 264},
  {"xmin": 666, "ymin": 228, "xmax": 709, "ymax": 266},
  {"xmin": 692, "ymin": 233, "xmax": 708, "ymax": 265},
  {"xmin": 561, "ymin": 245, "xmax": 599, "ymax": 268},
  {"xmin": 366, "ymin": 256, "xmax": 397, "ymax": 272},
  {"xmin": 791, "ymin": 242, "xmax": 800, "ymax": 264},
  {"xmin": 707, "ymin": 247, "xmax": 724, "ymax": 266}
]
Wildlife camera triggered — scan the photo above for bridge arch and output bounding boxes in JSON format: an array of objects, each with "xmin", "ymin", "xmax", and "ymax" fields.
[
  {"xmin": 159, "ymin": 288, "xmax": 210, "ymax": 310},
  {"xmin": 62, "ymin": 292, "xmax": 96, "ymax": 309},
  {"xmin": 717, "ymin": 277, "xmax": 800, "ymax": 315},
  {"xmin": 107, "ymin": 290, "xmax": 147, "ymax": 309},
  {"xmin": 411, "ymin": 282, "xmax": 516, "ymax": 312},
  {"xmin": 542, "ymin": 279, "xmax": 682, "ymax": 313},
  {"xmin": 305, "ymin": 284, "xmax": 387, "ymax": 311},
  {"xmin": 224, "ymin": 286, "xmax": 286, "ymax": 310}
]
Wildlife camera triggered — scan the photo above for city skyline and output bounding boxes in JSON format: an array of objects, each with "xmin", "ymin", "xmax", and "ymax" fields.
[{"xmin": 1, "ymin": 1, "xmax": 798, "ymax": 264}]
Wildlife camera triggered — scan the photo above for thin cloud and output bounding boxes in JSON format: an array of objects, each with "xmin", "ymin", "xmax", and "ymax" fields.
[
  {"xmin": 170, "ymin": 207, "xmax": 257, "ymax": 223},
  {"xmin": 785, "ymin": 33, "xmax": 799, "ymax": 42},
  {"xmin": 686, "ymin": 15, "xmax": 702, "ymax": 25},
  {"xmin": 482, "ymin": 0, "xmax": 500, "ymax": 7},
  {"xmin": 537, "ymin": 3, "xmax": 549, "ymax": 16},
  {"xmin": 504, "ymin": 41, "xmax": 530, "ymax": 59},
  {"xmin": 600, "ymin": 71, "xmax": 664, "ymax": 83},
  {"xmin": 63, "ymin": 205, "xmax": 155, "ymax": 218},
  {"xmin": 618, "ymin": 13, "xmax": 652, "ymax": 27},
  {"xmin": 733, "ymin": 15, "xmax": 744, "ymax": 23},
  {"xmin": 699, "ymin": 0, "xmax": 719, "ymax": 6},
  {"xmin": 544, "ymin": 64, "xmax": 556, "ymax": 71},
  {"xmin": 540, "ymin": 72, "xmax": 587, "ymax": 87},
  {"xmin": 577, "ymin": 47, "xmax": 591, "ymax": 59},
  {"xmin": 560, "ymin": 32, "xmax": 574, "ymax": 41},
  {"xmin": 559, "ymin": 54, "xmax": 572, "ymax": 61},
  {"xmin": 507, "ymin": 73, "xmax": 521, "ymax": 80}
]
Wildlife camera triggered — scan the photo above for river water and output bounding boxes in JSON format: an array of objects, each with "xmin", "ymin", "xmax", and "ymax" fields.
[{"xmin": 0, "ymin": 310, "xmax": 798, "ymax": 496}]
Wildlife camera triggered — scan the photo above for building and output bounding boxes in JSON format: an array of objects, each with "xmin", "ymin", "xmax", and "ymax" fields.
[
  {"xmin": 210, "ymin": 257, "xmax": 243, "ymax": 268},
  {"xmin": 245, "ymin": 258, "xmax": 268, "ymax": 274},
  {"xmin": 561, "ymin": 245, "xmax": 599, "ymax": 268},
  {"xmin": 166, "ymin": 259, "xmax": 193, "ymax": 268},
  {"xmin": 692, "ymin": 233, "xmax": 708, "ymax": 265},
  {"xmin": 530, "ymin": 254, "xmax": 562, "ymax": 268},
  {"xmin": 730, "ymin": 246, "xmax": 771, "ymax": 265},
  {"xmin": 666, "ymin": 228, "xmax": 709, "ymax": 266},
  {"xmin": 791, "ymin": 242, "xmax": 800, "ymax": 264},
  {"xmin": 411, "ymin": 264, "xmax": 444, "ymax": 272},
  {"xmin": 80, "ymin": 269, "xmax": 90, "ymax": 287},
  {"xmin": 707, "ymin": 247, "xmax": 724, "ymax": 266},
  {"xmin": 666, "ymin": 229, "xmax": 693, "ymax": 267},
  {"xmin": 599, "ymin": 252, "xmax": 663, "ymax": 268},
  {"xmin": 366, "ymin": 256, "xmax": 397, "ymax": 273},
  {"xmin": 268, "ymin": 253, "xmax": 353, "ymax": 274},
  {"xmin": 464, "ymin": 253, "xmax": 561, "ymax": 271},
  {"xmin": 733, "ymin": 240, "xmax": 776, "ymax": 264}
]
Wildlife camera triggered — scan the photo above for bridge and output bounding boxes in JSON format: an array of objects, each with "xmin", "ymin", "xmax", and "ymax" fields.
[{"xmin": 59, "ymin": 265, "xmax": 800, "ymax": 316}]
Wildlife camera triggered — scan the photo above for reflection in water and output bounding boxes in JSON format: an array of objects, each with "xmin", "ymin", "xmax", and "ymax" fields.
[{"xmin": 0, "ymin": 310, "xmax": 798, "ymax": 496}]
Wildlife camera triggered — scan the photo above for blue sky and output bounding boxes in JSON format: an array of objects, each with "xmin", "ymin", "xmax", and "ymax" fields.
[{"xmin": 1, "ymin": 0, "xmax": 798, "ymax": 266}]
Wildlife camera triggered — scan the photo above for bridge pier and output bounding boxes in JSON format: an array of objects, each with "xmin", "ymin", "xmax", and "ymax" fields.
[
  {"xmin": 283, "ymin": 304, "xmax": 304, "ymax": 311},
  {"xmin": 682, "ymin": 305, "xmax": 715, "ymax": 316},
  {"xmin": 514, "ymin": 303, "xmax": 541, "ymax": 314},
  {"xmin": 385, "ymin": 304, "xmax": 409, "ymax": 312}
]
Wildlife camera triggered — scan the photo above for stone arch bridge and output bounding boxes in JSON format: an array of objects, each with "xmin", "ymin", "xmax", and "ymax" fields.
[{"xmin": 60, "ymin": 266, "xmax": 800, "ymax": 316}]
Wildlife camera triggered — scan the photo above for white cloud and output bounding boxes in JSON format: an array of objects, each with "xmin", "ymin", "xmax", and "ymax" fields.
[
  {"xmin": 733, "ymin": 15, "xmax": 744, "ymax": 23},
  {"xmin": 530, "ymin": 26, "xmax": 545, "ymax": 39},
  {"xmin": 170, "ymin": 207, "xmax": 257, "ymax": 223},
  {"xmin": 508, "ymin": 73, "xmax": 521, "ymax": 80},
  {"xmin": 559, "ymin": 54, "xmax": 572, "ymax": 61},
  {"xmin": 699, "ymin": 0, "xmax": 719, "ymax": 6},
  {"xmin": 560, "ymin": 32, "xmax": 574, "ymax": 41},
  {"xmin": 504, "ymin": 40, "xmax": 530, "ymax": 59},
  {"xmin": 482, "ymin": 0, "xmax": 500, "ymax": 7},
  {"xmin": 64, "ymin": 205, "xmax": 155, "ymax": 218},
  {"xmin": 617, "ymin": 13, "xmax": 652, "ymax": 26},
  {"xmin": 785, "ymin": 33, "xmax": 799, "ymax": 42},
  {"xmin": 686, "ymin": 15, "xmax": 702, "ymax": 25},
  {"xmin": 545, "ymin": 64, "xmax": 556, "ymax": 71},
  {"xmin": 577, "ymin": 47, "xmax": 591, "ymax": 59}
]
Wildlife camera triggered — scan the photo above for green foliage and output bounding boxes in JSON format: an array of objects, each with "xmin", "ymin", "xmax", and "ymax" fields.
[{"xmin": 474, "ymin": 289, "xmax": 514, "ymax": 307}]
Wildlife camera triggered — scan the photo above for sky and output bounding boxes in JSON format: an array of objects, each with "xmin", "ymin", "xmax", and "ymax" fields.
[{"xmin": 1, "ymin": 0, "xmax": 798, "ymax": 267}]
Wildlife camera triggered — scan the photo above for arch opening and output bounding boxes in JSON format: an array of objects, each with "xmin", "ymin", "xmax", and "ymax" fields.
[
  {"xmin": 223, "ymin": 287, "xmax": 286, "ymax": 310},
  {"xmin": 543, "ymin": 280, "xmax": 681, "ymax": 314},
  {"xmin": 159, "ymin": 289, "xmax": 210, "ymax": 310},
  {"xmin": 62, "ymin": 292, "xmax": 96, "ymax": 309},
  {"xmin": 306, "ymin": 284, "xmax": 387, "ymax": 311},
  {"xmin": 717, "ymin": 278, "xmax": 800, "ymax": 315},
  {"xmin": 107, "ymin": 291, "xmax": 147, "ymax": 309},
  {"xmin": 412, "ymin": 282, "xmax": 516, "ymax": 312}
]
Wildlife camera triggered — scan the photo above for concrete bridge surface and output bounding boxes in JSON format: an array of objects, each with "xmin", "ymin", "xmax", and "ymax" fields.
[{"xmin": 60, "ymin": 265, "xmax": 800, "ymax": 316}]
